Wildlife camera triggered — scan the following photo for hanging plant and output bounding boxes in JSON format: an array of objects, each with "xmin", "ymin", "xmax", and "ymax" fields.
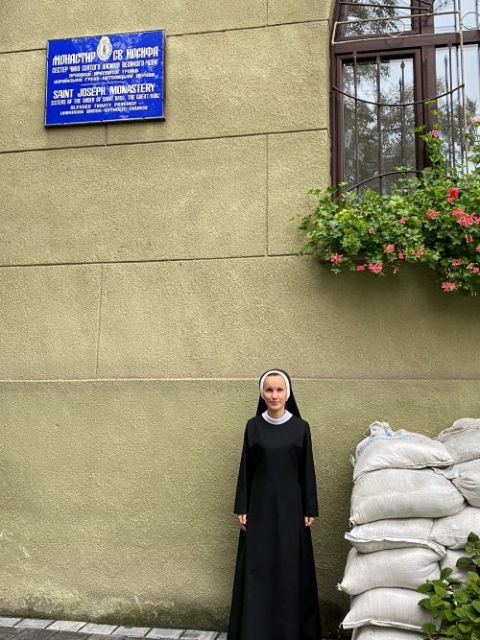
[{"xmin": 298, "ymin": 118, "xmax": 480, "ymax": 295}]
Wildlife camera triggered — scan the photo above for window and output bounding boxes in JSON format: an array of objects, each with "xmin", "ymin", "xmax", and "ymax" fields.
[{"xmin": 331, "ymin": 0, "xmax": 480, "ymax": 191}]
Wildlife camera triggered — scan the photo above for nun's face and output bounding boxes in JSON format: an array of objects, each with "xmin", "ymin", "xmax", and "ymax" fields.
[{"xmin": 263, "ymin": 375, "xmax": 287, "ymax": 415}]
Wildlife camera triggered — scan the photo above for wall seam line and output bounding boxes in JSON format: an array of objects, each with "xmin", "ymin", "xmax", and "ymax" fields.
[
  {"xmin": 0, "ymin": 377, "xmax": 479, "ymax": 384},
  {"xmin": 0, "ymin": 253, "xmax": 299, "ymax": 270},
  {"xmin": 0, "ymin": 18, "xmax": 328, "ymax": 56},
  {"xmin": 0, "ymin": 127, "xmax": 328, "ymax": 157},
  {"xmin": 94, "ymin": 265, "xmax": 105, "ymax": 377},
  {"xmin": 266, "ymin": 134, "xmax": 269, "ymax": 256}
]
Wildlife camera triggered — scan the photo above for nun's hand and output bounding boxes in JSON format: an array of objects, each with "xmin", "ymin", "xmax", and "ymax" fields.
[
  {"xmin": 237, "ymin": 514, "xmax": 247, "ymax": 531},
  {"xmin": 304, "ymin": 516, "xmax": 315, "ymax": 527}
]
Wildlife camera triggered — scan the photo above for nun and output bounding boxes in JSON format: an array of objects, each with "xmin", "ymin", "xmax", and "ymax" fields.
[{"xmin": 227, "ymin": 369, "xmax": 322, "ymax": 640}]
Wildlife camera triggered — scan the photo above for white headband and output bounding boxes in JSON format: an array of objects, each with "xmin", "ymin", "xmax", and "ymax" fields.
[{"xmin": 259, "ymin": 370, "xmax": 291, "ymax": 400}]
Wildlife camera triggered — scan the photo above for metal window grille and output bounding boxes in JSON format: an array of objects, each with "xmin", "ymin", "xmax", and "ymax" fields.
[{"xmin": 331, "ymin": 0, "xmax": 480, "ymax": 192}]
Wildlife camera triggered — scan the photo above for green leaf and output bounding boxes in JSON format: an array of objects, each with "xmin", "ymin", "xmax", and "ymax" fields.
[
  {"xmin": 435, "ymin": 584, "xmax": 449, "ymax": 597},
  {"xmin": 422, "ymin": 622, "xmax": 437, "ymax": 636},
  {"xmin": 418, "ymin": 582, "xmax": 435, "ymax": 594},
  {"xmin": 441, "ymin": 567, "xmax": 454, "ymax": 580},
  {"xmin": 419, "ymin": 597, "xmax": 433, "ymax": 610},
  {"xmin": 454, "ymin": 589, "xmax": 470, "ymax": 604},
  {"xmin": 457, "ymin": 556, "xmax": 473, "ymax": 570},
  {"xmin": 472, "ymin": 600, "xmax": 480, "ymax": 613}
]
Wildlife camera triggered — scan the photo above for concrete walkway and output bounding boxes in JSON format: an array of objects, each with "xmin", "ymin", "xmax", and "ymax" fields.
[{"xmin": 0, "ymin": 618, "xmax": 225, "ymax": 640}]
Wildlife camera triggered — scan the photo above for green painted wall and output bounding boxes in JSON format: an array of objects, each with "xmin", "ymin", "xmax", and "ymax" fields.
[{"xmin": 0, "ymin": 0, "xmax": 479, "ymax": 635}]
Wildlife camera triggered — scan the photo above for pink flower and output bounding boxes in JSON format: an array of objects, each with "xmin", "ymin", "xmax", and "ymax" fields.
[
  {"xmin": 397, "ymin": 251, "xmax": 405, "ymax": 260},
  {"xmin": 457, "ymin": 214, "xmax": 476, "ymax": 227},
  {"xmin": 356, "ymin": 264, "xmax": 366, "ymax": 271},
  {"xmin": 441, "ymin": 281, "xmax": 457, "ymax": 292},
  {"xmin": 465, "ymin": 234, "xmax": 474, "ymax": 244},
  {"xmin": 368, "ymin": 262, "xmax": 383, "ymax": 274},
  {"xmin": 399, "ymin": 217, "xmax": 407, "ymax": 224},
  {"xmin": 467, "ymin": 263, "xmax": 475, "ymax": 270},
  {"xmin": 431, "ymin": 129, "xmax": 441, "ymax": 138},
  {"xmin": 416, "ymin": 246, "xmax": 425, "ymax": 257},
  {"xmin": 330, "ymin": 253, "xmax": 343, "ymax": 264},
  {"xmin": 451, "ymin": 258, "xmax": 462, "ymax": 266},
  {"xmin": 426, "ymin": 209, "xmax": 439, "ymax": 219},
  {"xmin": 471, "ymin": 116, "xmax": 480, "ymax": 126},
  {"xmin": 452, "ymin": 208, "xmax": 465, "ymax": 217},
  {"xmin": 384, "ymin": 243, "xmax": 395, "ymax": 254},
  {"xmin": 447, "ymin": 187, "xmax": 460, "ymax": 203},
  {"xmin": 473, "ymin": 267, "xmax": 480, "ymax": 274}
]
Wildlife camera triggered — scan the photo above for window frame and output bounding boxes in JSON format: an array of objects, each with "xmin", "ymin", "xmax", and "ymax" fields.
[{"xmin": 330, "ymin": 0, "xmax": 480, "ymax": 188}]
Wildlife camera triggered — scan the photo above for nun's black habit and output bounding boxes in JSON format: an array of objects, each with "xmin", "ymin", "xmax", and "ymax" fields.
[{"xmin": 227, "ymin": 370, "xmax": 322, "ymax": 640}]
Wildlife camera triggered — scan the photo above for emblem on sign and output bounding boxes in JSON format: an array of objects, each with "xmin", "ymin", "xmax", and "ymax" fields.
[{"xmin": 97, "ymin": 36, "xmax": 113, "ymax": 61}]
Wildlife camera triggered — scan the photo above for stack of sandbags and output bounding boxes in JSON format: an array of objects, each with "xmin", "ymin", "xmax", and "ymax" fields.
[
  {"xmin": 340, "ymin": 422, "xmax": 465, "ymax": 638},
  {"xmin": 429, "ymin": 418, "xmax": 480, "ymax": 581},
  {"xmin": 437, "ymin": 418, "xmax": 480, "ymax": 508}
]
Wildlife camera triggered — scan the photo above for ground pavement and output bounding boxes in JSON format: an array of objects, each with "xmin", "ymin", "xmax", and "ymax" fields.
[{"xmin": 0, "ymin": 618, "xmax": 225, "ymax": 640}]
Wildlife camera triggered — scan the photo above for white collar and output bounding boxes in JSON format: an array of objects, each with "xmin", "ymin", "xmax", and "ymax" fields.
[{"xmin": 262, "ymin": 410, "xmax": 293, "ymax": 425}]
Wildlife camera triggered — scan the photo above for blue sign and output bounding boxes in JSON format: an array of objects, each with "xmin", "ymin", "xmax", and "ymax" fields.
[{"xmin": 45, "ymin": 30, "xmax": 165, "ymax": 126}]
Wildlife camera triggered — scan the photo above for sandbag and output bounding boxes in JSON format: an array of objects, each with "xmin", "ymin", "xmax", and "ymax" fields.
[
  {"xmin": 345, "ymin": 518, "xmax": 445, "ymax": 555},
  {"xmin": 352, "ymin": 627, "xmax": 423, "ymax": 640},
  {"xmin": 452, "ymin": 459, "xmax": 480, "ymax": 507},
  {"xmin": 350, "ymin": 468, "xmax": 465, "ymax": 525},
  {"xmin": 353, "ymin": 422, "xmax": 453, "ymax": 480},
  {"xmin": 432, "ymin": 506, "xmax": 480, "ymax": 549},
  {"xmin": 339, "ymin": 547, "xmax": 442, "ymax": 595},
  {"xmin": 342, "ymin": 587, "xmax": 431, "ymax": 631},
  {"xmin": 437, "ymin": 418, "xmax": 480, "ymax": 464},
  {"xmin": 441, "ymin": 549, "xmax": 469, "ymax": 582}
]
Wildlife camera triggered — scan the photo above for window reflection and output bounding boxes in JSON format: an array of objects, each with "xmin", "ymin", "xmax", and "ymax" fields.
[
  {"xmin": 436, "ymin": 44, "xmax": 480, "ymax": 163},
  {"xmin": 340, "ymin": 0, "xmax": 412, "ymax": 39},
  {"xmin": 342, "ymin": 57, "xmax": 416, "ymax": 191},
  {"xmin": 434, "ymin": 0, "xmax": 480, "ymax": 33}
]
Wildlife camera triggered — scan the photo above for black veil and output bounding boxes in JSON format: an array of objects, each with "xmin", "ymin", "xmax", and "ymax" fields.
[{"xmin": 256, "ymin": 368, "xmax": 301, "ymax": 418}]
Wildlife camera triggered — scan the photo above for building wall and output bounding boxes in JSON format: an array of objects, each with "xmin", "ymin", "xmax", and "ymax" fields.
[{"xmin": 1, "ymin": 1, "xmax": 479, "ymax": 633}]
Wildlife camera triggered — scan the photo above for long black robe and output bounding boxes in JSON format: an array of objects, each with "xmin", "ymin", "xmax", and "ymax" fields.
[{"xmin": 227, "ymin": 414, "xmax": 322, "ymax": 640}]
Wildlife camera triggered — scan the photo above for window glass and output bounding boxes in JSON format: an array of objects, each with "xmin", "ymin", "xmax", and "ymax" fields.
[
  {"xmin": 342, "ymin": 57, "xmax": 416, "ymax": 190},
  {"xmin": 434, "ymin": 0, "xmax": 480, "ymax": 34},
  {"xmin": 340, "ymin": 0, "xmax": 412, "ymax": 39},
  {"xmin": 436, "ymin": 44, "xmax": 480, "ymax": 163}
]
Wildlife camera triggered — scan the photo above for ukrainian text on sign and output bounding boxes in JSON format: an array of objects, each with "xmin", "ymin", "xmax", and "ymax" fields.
[{"xmin": 45, "ymin": 30, "xmax": 165, "ymax": 126}]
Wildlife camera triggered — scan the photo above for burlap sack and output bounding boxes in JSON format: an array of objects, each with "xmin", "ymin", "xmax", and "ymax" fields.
[
  {"xmin": 342, "ymin": 587, "xmax": 431, "ymax": 631},
  {"xmin": 452, "ymin": 459, "xmax": 480, "ymax": 507},
  {"xmin": 437, "ymin": 418, "xmax": 480, "ymax": 464},
  {"xmin": 353, "ymin": 422, "xmax": 453, "ymax": 480},
  {"xmin": 350, "ymin": 468, "xmax": 464, "ymax": 525},
  {"xmin": 352, "ymin": 627, "xmax": 423, "ymax": 640},
  {"xmin": 345, "ymin": 518, "xmax": 444, "ymax": 554},
  {"xmin": 431, "ymin": 506, "xmax": 480, "ymax": 549},
  {"xmin": 339, "ymin": 547, "xmax": 442, "ymax": 595}
]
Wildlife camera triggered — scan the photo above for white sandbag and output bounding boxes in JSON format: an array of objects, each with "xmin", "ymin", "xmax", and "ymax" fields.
[
  {"xmin": 350, "ymin": 469, "xmax": 465, "ymax": 525},
  {"xmin": 353, "ymin": 422, "xmax": 453, "ymax": 480},
  {"xmin": 352, "ymin": 627, "xmax": 423, "ymax": 640},
  {"xmin": 437, "ymin": 418, "xmax": 480, "ymax": 464},
  {"xmin": 339, "ymin": 547, "xmax": 442, "ymax": 595},
  {"xmin": 441, "ymin": 549, "xmax": 469, "ymax": 581},
  {"xmin": 432, "ymin": 506, "xmax": 480, "ymax": 549},
  {"xmin": 452, "ymin": 459, "xmax": 480, "ymax": 507},
  {"xmin": 345, "ymin": 518, "xmax": 445, "ymax": 555},
  {"xmin": 342, "ymin": 587, "xmax": 431, "ymax": 631}
]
